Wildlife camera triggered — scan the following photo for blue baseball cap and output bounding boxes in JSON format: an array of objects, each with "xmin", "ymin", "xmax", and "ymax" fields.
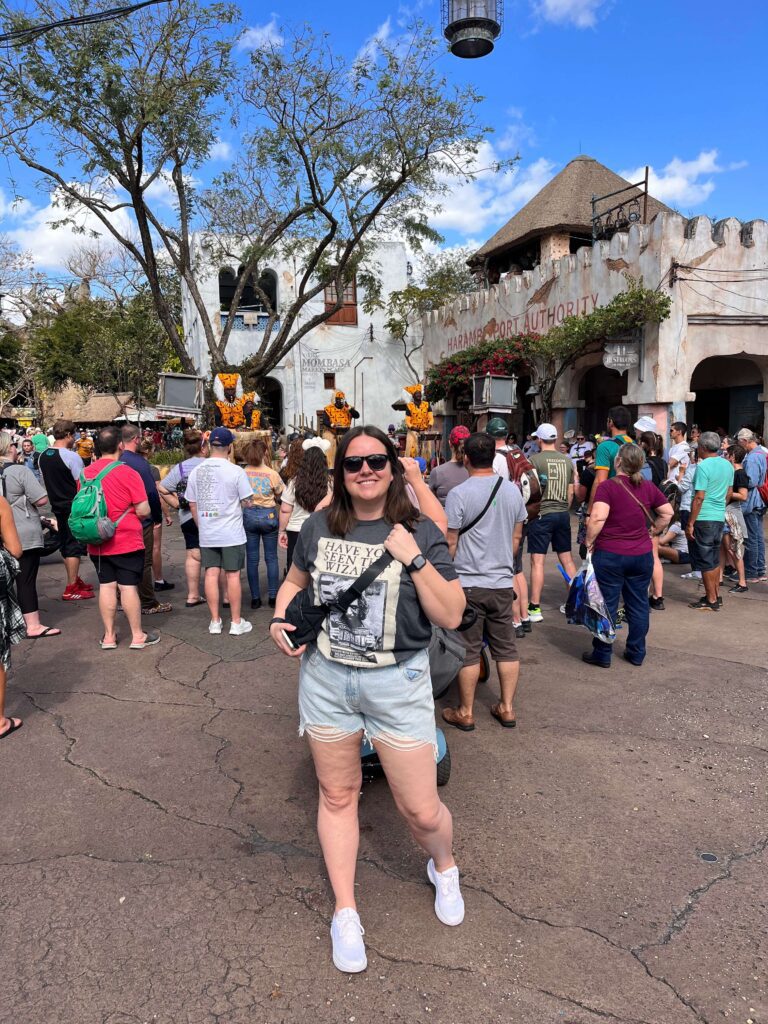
[{"xmin": 209, "ymin": 427, "xmax": 235, "ymax": 447}]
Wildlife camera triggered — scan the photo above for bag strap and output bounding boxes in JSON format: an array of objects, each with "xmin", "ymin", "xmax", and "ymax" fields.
[
  {"xmin": 93, "ymin": 460, "xmax": 125, "ymax": 484},
  {"xmin": 613, "ymin": 476, "xmax": 655, "ymax": 528},
  {"xmin": 459, "ymin": 476, "xmax": 503, "ymax": 536},
  {"xmin": 334, "ymin": 549, "xmax": 395, "ymax": 614}
]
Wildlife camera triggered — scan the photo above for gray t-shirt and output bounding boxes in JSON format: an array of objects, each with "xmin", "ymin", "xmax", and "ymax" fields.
[
  {"xmin": 428, "ymin": 461, "xmax": 468, "ymax": 507},
  {"xmin": 446, "ymin": 475, "xmax": 527, "ymax": 589},
  {"xmin": 162, "ymin": 457, "xmax": 206, "ymax": 525},
  {"xmin": 293, "ymin": 511, "xmax": 457, "ymax": 667},
  {"xmin": 0, "ymin": 462, "xmax": 47, "ymax": 550}
]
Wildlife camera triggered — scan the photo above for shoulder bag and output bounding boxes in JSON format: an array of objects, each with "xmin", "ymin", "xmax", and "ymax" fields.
[
  {"xmin": 612, "ymin": 476, "xmax": 657, "ymax": 534},
  {"xmin": 458, "ymin": 476, "xmax": 503, "ymax": 536}
]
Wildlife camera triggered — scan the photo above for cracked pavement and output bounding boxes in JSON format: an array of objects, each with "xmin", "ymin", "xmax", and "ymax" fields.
[{"xmin": 1, "ymin": 531, "xmax": 766, "ymax": 1024}]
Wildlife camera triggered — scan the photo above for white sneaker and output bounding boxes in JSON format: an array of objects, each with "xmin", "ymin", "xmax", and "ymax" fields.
[
  {"xmin": 559, "ymin": 604, "xmax": 566, "ymax": 614},
  {"xmin": 208, "ymin": 619, "xmax": 222, "ymax": 634},
  {"xmin": 229, "ymin": 619, "xmax": 253, "ymax": 636},
  {"xmin": 680, "ymin": 571, "xmax": 702, "ymax": 580},
  {"xmin": 330, "ymin": 908, "xmax": 367, "ymax": 973},
  {"xmin": 427, "ymin": 858, "xmax": 465, "ymax": 926}
]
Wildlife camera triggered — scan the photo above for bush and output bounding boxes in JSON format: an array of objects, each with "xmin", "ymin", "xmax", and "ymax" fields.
[{"xmin": 149, "ymin": 449, "xmax": 184, "ymax": 466}]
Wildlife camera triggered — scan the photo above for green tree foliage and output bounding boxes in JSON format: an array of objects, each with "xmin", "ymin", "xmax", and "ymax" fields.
[
  {"xmin": 0, "ymin": 6, "xmax": 491, "ymax": 385},
  {"xmin": 0, "ymin": 0, "xmax": 238, "ymax": 375},
  {"xmin": 29, "ymin": 292, "xmax": 176, "ymax": 404}
]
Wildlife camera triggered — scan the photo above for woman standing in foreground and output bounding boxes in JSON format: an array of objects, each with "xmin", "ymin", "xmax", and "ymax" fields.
[
  {"xmin": 269, "ymin": 426, "xmax": 466, "ymax": 974},
  {"xmin": 584, "ymin": 443, "xmax": 673, "ymax": 668},
  {"xmin": 0, "ymin": 495, "xmax": 24, "ymax": 738}
]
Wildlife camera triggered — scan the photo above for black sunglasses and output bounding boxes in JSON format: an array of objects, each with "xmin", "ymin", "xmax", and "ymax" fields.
[{"xmin": 342, "ymin": 453, "xmax": 390, "ymax": 473}]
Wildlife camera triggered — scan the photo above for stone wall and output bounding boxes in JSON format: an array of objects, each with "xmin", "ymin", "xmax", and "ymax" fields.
[{"xmin": 422, "ymin": 212, "xmax": 768, "ymax": 437}]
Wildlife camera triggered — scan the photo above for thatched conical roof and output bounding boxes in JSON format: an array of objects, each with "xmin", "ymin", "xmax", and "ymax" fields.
[{"xmin": 472, "ymin": 155, "xmax": 673, "ymax": 262}]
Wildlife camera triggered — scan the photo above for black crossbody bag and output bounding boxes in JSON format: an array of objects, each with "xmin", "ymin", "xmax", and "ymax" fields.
[{"xmin": 284, "ymin": 549, "xmax": 395, "ymax": 647}]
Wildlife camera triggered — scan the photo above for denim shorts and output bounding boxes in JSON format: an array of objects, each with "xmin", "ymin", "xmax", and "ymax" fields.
[
  {"xmin": 527, "ymin": 511, "xmax": 572, "ymax": 554},
  {"xmin": 298, "ymin": 646, "xmax": 437, "ymax": 759},
  {"xmin": 689, "ymin": 520, "xmax": 724, "ymax": 573}
]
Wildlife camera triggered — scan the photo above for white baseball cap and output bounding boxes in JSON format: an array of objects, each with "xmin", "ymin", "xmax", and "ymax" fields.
[
  {"xmin": 634, "ymin": 416, "xmax": 657, "ymax": 434},
  {"xmin": 533, "ymin": 423, "xmax": 558, "ymax": 442}
]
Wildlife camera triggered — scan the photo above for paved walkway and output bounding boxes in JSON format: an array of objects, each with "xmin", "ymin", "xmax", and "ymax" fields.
[{"xmin": 2, "ymin": 527, "xmax": 766, "ymax": 1024}]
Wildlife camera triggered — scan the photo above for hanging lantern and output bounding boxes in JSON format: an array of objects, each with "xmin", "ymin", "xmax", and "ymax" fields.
[{"xmin": 442, "ymin": 0, "xmax": 503, "ymax": 59}]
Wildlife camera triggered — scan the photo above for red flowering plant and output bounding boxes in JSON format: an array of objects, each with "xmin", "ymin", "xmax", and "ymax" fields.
[{"xmin": 425, "ymin": 336, "xmax": 534, "ymax": 404}]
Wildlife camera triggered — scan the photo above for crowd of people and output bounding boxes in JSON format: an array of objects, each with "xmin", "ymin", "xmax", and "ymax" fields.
[{"xmin": 0, "ymin": 407, "xmax": 765, "ymax": 976}]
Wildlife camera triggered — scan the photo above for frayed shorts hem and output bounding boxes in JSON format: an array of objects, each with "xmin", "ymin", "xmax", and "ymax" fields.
[{"xmin": 299, "ymin": 722, "xmax": 438, "ymax": 762}]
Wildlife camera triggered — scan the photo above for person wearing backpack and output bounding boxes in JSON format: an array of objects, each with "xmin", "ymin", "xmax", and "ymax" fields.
[
  {"xmin": 736, "ymin": 428, "xmax": 767, "ymax": 583},
  {"xmin": 588, "ymin": 406, "xmax": 634, "ymax": 512},
  {"xmin": 80, "ymin": 425, "xmax": 159, "ymax": 650},
  {"xmin": 38, "ymin": 419, "xmax": 95, "ymax": 602}
]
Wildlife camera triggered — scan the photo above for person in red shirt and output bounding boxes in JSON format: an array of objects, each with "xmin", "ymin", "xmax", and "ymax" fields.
[{"xmin": 82, "ymin": 425, "xmax": 160, "ymax": 650}]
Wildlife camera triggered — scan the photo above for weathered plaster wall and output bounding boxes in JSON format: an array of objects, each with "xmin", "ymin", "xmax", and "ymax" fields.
[
  {"xmin": 422, "ymin": 212, "xmax": 768, "ymax": 430},
  {"xmin": 182, "ymin": 240, "xmax": 421, "ymax": 430}
]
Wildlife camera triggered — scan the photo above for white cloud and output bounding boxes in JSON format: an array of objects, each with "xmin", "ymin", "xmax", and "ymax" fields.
[
  {"xmin": 431, "ymin": 144, "xmax": 556, "ymax": 238},
  {"xmin": 355, "ymin": 18, "xmax": 392, "ymax": 64},
  {"xmin": 3, "ymin": 189, "xmax": 133, "ymax": 271},
  {"xmin": 620, "ymin": 149, "xmax": 746, "ymax": 208},
  {"xmin": 237, "ymin": 16, "xmax": 283, "ymax": 51},
  {"xmin": 209, "ymin": 139, "xmax": 233, "ymax": 162},
  {"xmin": 533, "ymin": 0, "xmax": 608, "ymax": 28},
  {"xmin": 496, "ymin": 108, "xmax": 537, "ymax": 154}
]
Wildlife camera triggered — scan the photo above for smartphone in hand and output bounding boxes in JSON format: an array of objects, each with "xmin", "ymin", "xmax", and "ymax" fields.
[{"xmin": 280, "ymin": 629, "xmax": 301, "ymax": 651}]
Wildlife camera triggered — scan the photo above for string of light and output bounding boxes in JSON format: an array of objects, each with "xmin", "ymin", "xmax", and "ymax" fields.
[{"xmin": 0, "ymin": 0, "xmax": 169, "ymax": 46}]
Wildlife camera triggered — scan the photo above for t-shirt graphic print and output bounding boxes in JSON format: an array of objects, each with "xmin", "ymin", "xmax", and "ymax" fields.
[{"xmin": 313, "ymin": 536, "xmax": 402, "ymax": 666}]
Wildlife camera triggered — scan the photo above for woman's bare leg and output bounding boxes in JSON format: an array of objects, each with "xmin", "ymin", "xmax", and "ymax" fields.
[
  {"xmin": 0, "ymin": 665, "xmax": 20, "ymax": 735},
  {"xmin": 373, "ymin": 741, "xmax": 455, "ymax": 872},
  {"xmin": 307, "ymin": 731, "xmax": 364, "ymax": 912}
]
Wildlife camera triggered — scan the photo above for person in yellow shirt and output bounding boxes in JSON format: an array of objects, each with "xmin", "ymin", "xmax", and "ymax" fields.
[
  {"xmin": 74, "ymin": 428, "xmax": 94, "ymax": 465},
  {"xmin": 321, "ymin": 391, "xmax": 359, "ymax": 467},
  {"xmin": 392, "ymin": 384, "xmax": 433, "ymax": 458}
]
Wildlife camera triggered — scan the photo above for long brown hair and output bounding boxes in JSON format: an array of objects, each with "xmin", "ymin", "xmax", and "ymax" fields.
[
  {"xmin": 281, "ymin": 438, "xmax": 304, "ymax": 483},
  {"xmin": 244, "ymin": 439, "xmax": 268, "ymax": 467},
  {"xmin": 294, "ymin": 447, "xmax": 329, "ymax": 512},
  {"xmin": 327, "ymin": 425, "xmax": 419, "ymax": 536}
]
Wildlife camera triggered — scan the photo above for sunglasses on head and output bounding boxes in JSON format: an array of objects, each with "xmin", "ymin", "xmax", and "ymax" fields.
[{"xmin": 342, "ymin": 453, "xmax": 390, "ymax": 473}]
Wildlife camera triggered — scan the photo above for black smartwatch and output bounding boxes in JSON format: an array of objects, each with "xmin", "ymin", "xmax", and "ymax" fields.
[{"xmin": 405, "ymin": 554, "xmax": 427, "ymax": 574}]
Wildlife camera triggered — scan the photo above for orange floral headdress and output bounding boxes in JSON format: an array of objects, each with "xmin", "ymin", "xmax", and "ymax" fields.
[{"xmin": 214, "ymin": 372, "xmax": 243, "ymax": 402}]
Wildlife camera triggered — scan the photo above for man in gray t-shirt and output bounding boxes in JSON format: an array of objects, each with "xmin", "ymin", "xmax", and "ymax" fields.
[{"xmin": 444, "ymin": 433, "xmax": 526, "ymax": 733}]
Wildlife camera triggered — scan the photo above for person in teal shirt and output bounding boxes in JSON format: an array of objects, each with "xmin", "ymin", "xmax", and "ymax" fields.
[
  {"xmin": 588, "ymin": 405, "xmax": 634, "ymax": 509},
  {"xmin": 686, "ymin": 431, "xmax": 734, "ymax": 612}
]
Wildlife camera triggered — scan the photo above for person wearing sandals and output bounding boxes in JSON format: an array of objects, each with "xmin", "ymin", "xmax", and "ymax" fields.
[
  {"xmin": 0, "ymin": 494, "xmax": 25, "ymax": 739},
  {"xmin": 0, "ymin": 431, "xmax": 61, "ymax": 638},
  {"xmin": 158, "ymin": 429, "xmax": 209, "ymax": 607},
  {"xmin": 83, "ymin": 426, "xmax": 160, "ymax": 650},
  {"xmin": 269, "ymin": 426, "xmax": 466, "ymax": 974},
  {"xmin": 583, "ymin": 443, "xmax": 673, "ymax": 667}
]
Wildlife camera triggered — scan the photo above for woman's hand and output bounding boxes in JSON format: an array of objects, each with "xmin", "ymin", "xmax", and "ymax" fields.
[
  {"xmin": 384, "ymin": 523, "xmax": 421, "ymax": 566},
  {"xmin": 269, "ymin": 620, "xmax": 305, "ymax": 657},
  {"xmin": 278, "ymin": 531, "xmax": 288, "ymax": 549},
  {"xmin": 399, "ymin": 457, "xmax": 423, "ymax": 485}
]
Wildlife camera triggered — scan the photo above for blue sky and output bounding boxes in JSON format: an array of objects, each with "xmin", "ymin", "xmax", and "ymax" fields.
[{"xmin": 2, "ymin": 0, "xmax": 767, "ymax": 277}]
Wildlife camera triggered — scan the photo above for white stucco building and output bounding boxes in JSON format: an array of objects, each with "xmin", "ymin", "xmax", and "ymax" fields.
[
  {"xmin": 181, "ymin": 239, "xmax": 421, "ymax": 431},
  {"xmin": 423, "ymin": 156, "xmax": 768, "ymax": 441}
]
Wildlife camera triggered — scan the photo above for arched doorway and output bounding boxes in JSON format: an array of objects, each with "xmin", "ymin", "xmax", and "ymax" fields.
[
  {"xmin": 690, "ymin": 356, "xmax": 764, "ymax": 435},
  {"xmin": 259, "ymin": 376, "xmax": 283, "ymax": 430},
  {"xmin": 578, "ymin": 365, "xmax": 633, "ymax": 436}
]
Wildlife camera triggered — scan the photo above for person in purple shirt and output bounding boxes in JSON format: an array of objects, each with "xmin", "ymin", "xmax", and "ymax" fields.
[
  {"xmin": 428, "ymin": 426, "xmax": 469, "ymax": 507},
  {"xmin": 119, "ymin": 424, "xmax": 170, "ymax": 614},
  {"xmin": 583, "ymin": 443, "xmax": 673, "ymax": 668}
]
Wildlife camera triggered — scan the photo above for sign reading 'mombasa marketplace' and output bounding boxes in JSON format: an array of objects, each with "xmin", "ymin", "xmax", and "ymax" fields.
[{"xmin": 444, "ymin": 292, "xmax": 600, "ymax": 356}]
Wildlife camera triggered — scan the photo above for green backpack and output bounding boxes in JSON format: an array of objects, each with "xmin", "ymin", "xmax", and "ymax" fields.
[{"xmin": 69, "ymin": 462, "xmax": 129, "ymax": 544}]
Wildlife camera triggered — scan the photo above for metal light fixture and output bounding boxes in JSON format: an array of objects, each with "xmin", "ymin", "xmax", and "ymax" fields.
[
  {"xmin": 628, "ymin": 198, "xmax": 641, "ymax": 223},
  {"xmin": 442, "ymin": 0, "xmax": 503, "ymax": 58}
]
